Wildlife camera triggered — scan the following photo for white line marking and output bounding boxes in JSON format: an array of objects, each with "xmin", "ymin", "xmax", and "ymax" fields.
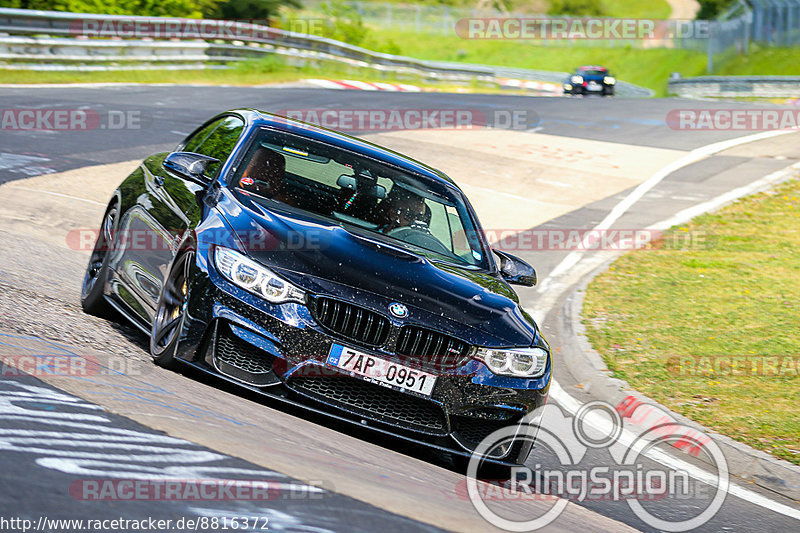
[
  {"xmin": 5, "ymin": 186, "xmax": 105, "ymax": 206},
  {"xmin": 462, "ymin": 183, "xmax": 560, "ymax": 205},
  {"xmin": 397, "ymin": 84, "xmax": 422, "ymax": 92},
  {"xmin": 372, "ymin": 82, "xmax": 401, "ymax": 91},
  {"xmin": 550, "ymin": 381, "xmax": 800, "ymax": 521},
  {"xmin": 536, "ymin": 128, "xmax": 800, "ymax": 519},
  {"xmin": 538, "ymin": 128, "xmax": 800, "ymax": 291},
  {"xmin": 304, "ymin": 79, "xmax": 346, "ymax": 90},
  {"xmin": 650, "ymin": 162, "xmax": 800, "ymax": 231},
  {"xmin": 537, "ymin": 178, "xmax": 573, "ymax": 188},
  {"xmin": 341, "ymin": 80, "xmax": 379, "ymax": 91}
]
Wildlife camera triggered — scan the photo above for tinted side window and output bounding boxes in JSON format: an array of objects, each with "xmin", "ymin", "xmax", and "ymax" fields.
[
  {"xmin": 183, "ymin": 116, "xmax": 245, "ymax": 177},
  {"xmin": 182, "ymin": 120, "xmax": 221, "ymax": 153}
]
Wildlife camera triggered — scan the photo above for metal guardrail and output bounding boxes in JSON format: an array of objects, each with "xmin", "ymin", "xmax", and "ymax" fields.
[
  {"xmin": 0, "ymin": 8, "xmax": 492, "ymax": 77},
  {"xmin": 668, "ymin": 75, "xmax": 800, "ymax": 97},
  {"xmin": 0, "ymin": 7, "xmax": 653, "ymax": 97}
]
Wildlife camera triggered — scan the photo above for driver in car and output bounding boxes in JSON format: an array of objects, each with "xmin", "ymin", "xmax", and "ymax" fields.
[
  {"xmin": 375, "ymin": 188, "xmax": 430, "ymax": 234},
  {"xmin": 239, "ymin": 147, "xmax": 296, "ymax": 206}
]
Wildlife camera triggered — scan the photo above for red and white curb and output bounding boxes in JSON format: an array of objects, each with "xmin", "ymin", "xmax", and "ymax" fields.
[
  {"xmin": 498, "ymin": 78, "xmax": 561, "ymax": 94},
  {"xmin": 305, "ymin": 79, "xmax": 422, "ymax": 92}
]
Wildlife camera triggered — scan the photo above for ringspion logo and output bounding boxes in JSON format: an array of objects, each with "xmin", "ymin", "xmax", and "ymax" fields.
[{"xmin": 465, "ymin": 401, "xmax": 728, "ymax": 531}]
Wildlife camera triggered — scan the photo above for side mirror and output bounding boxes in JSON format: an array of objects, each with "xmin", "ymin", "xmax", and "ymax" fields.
[
  {"xmin": 493, "ymin": 249, "xmax": 537, "ymax": 286},
  {"xmin": 163, "ymin": 152, "xmax": 220, "ymax": 184}
]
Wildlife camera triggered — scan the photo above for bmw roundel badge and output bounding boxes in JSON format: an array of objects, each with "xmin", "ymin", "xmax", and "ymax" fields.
[{"xmin": 388, "ymin": 302, "xmax": 408, "ymax": 318}]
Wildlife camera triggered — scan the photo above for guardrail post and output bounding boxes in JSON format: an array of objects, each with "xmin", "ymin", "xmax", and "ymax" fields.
[
  {"xmin": 744, "ymin": 9, "xmax": 751, "ymax": 53},
  {"xmin": 767, "ymin": 4, "xmax": 775, "ymax": 44},
  {"xmin": 753, "ymin": 5, "xmax": 761, "ymax": 41},
  {"xmin": 707, "ymin": 21, "xmax": 714, "ymax": 74}
]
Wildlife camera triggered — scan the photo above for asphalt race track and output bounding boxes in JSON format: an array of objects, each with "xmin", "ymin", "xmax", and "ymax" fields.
[{"xmin": 1, "ymin": 84, "xmax": 799, "ymax": 532}]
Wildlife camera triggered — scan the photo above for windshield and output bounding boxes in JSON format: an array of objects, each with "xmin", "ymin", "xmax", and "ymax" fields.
[
  {"xmin": 579, "ymin": 69, "xmax": 607, "ymax": 76},
  {"xmin": 229, "ymin": 128, "xmax": 489, "ymax": 268}
]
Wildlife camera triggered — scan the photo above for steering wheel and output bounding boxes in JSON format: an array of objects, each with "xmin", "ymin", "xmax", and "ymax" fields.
[{"xmin": 387, "ymin": 225, "xmax": 452, "ymax": 256}]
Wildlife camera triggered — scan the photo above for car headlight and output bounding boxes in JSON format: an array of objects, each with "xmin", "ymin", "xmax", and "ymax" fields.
[
  {"xmin": 604, "ymin": 76, "xmax": 616, "ymax": 85},
  {"xmin": 571, "ymin": 75, "xmax": 583, "ymax": 84},
  {"xmin": 564, "ymin": 83, "xmax": 572, "ymax": 90},
  {"xmin": 214, "ymin": 246, "xmax": 305, "ymax": 304},
  {"xmin": 476, "ymin": 347, "xmax": 548, "ymax": 378}
]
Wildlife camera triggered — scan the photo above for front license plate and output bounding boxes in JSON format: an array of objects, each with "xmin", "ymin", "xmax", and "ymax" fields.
[
  {"xmin": 587, "ymin": 82, "xmax": 601, "ymax": 91},
  {"xmin": 327, "ymin": 344, "xmax": 437, "ymax": 396}
]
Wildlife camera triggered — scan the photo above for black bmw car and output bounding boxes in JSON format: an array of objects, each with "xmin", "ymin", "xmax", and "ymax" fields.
[
  {"xmin": 563, "ymin": 66, "xmax": 616, "ymax": 96},
  {"xmin": 81, "ymin": 109, "xmax": 551, "ymax": 466}
]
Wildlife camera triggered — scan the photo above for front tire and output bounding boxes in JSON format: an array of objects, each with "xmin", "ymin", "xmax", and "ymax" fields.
[
  {"xmin": 150, "ymin": 251, "xmax": 194, "ymax": 369},
  {"xmin": 80, "ymin": 203, "xmax": 117, "ymax": 317}
]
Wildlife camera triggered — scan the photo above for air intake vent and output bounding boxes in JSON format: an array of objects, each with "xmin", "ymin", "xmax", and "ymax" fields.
[
  {"xmin": 451, "ymin": 411, "xmax": 523, "ymax": 458},
  {"xmin": 311, "ymin": 297, "xmax": 390, "ymax": 346},
  {"xmin": 396, "ymin": 326, "xmax": 472, "ymax": 368},
  {"xmin": 212, "ymin": 322, "xmax": 277, "ymax": 387},
  {"xmin": 289, "ymin": 374, "xmax": 446, "ymax": 433}
]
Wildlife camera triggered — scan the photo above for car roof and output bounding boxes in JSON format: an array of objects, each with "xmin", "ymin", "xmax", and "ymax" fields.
[
  {"xmin": 578, "ymin": 66, "xmax": 607, "ymax": 71},
  {"xmin": 228, "ymin": 108, "xmax": 458, "ymax": 188}
]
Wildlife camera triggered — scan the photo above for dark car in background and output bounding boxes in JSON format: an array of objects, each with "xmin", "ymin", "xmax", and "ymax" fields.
[
  {"xmin": 80, "ymin": 109, "xmax": 551, "ymax": 466},
  {"xmin": 563, "ymin": 66, "xmax": 616, "ymax": 96}
]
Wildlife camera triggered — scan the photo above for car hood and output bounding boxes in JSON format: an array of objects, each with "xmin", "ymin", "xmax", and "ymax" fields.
[{"xmin": 215, "ymin": 190, "xmax": 537, "ymax": 347}]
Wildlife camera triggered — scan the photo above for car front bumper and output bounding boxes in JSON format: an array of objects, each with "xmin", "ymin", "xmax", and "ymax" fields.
[{"xmin": 173, "ymin": 249, "xmax": 551, "ymax": 464}]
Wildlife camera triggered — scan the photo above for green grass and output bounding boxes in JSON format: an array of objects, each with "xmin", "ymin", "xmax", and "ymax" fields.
[
  {"xmin": 359, "ymin": 30, "xmax": 800, "ymax": 96},
  {"xmin": 583, "ymin": 179, "xmax": 800, "ymax": 465},
  {"xmin": 323, "ymin": 0, "xmax": 672, "ymax": 19},
  {"xmin": 0, "ymin": 67, "xmax": 304, "ymax": 86},
  {"xmin": 0, "ymin": 56, "xmax": 493, "ymax": 90},
  {"xmin": 600, "ymin": 0, "xmax": 672, "ymax": 19},
  {"xmin": 715, "ymin": 44, "xmax": 800, "ymax": 76},
  {"xmin": 2, "ymin": 22, "xmax": 799, "ymax": 96},
  {"xmin": 0, "ymin": 59, "xmax": 536, "ymax": 98},
  {"xmin": 372, "ymin": 29, "xmax": 709, "ymax": 96}
]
